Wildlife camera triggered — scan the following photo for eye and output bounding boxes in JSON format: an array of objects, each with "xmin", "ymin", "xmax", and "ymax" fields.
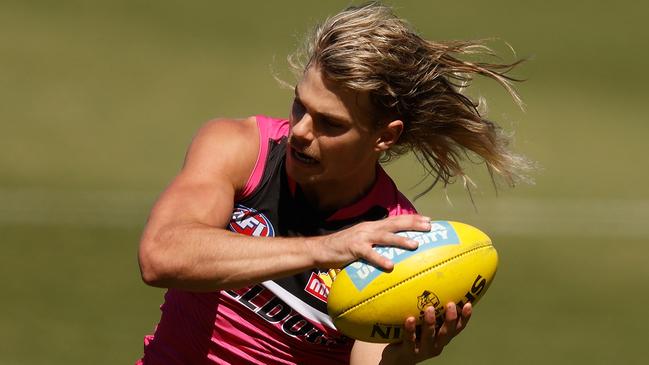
[
  {"xmin": 321, "ymin": 117, "xmax": 342, "ymax": 129},
  {"xmin": 317, "ymin": 117, "xmax": 348, "ymax": 135}
]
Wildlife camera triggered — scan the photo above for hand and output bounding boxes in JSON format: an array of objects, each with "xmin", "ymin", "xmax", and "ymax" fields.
[
  {"xmin": 314, "ymin": 215, "xmax": 431, "ymax": 270},
  {"xmin": 382, "ymin": 302, "xmax": 472, "ymax": 363}
]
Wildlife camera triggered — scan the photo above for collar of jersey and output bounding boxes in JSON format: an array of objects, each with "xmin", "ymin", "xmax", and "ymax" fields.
[{"xmin": 286, "ymin": 165, "xmax": 392, "ymax": 222}]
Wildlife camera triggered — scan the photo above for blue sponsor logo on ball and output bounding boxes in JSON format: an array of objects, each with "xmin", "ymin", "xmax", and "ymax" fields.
[{"xmin": 346, "ymin": 221, "xmax": 459, "ymax": 291}]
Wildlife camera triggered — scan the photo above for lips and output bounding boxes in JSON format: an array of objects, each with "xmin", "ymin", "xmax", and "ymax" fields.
[{"xmin": 291, "ymin": 147, "xmax": 319, "ymax": 165}]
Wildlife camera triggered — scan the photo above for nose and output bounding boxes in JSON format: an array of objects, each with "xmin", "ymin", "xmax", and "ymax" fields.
[{"xmin": 290, "ymin": 113, "xmax": 314, "ymax": 146}]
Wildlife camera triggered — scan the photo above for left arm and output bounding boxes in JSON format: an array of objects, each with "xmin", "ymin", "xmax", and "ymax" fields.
[{"xmin": 350, "ymin": 303, "xmax": 472, "ymax": 365}]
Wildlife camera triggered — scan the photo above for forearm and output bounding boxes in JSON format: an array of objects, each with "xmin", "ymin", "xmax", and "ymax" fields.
[
  {"xmin": 351, "ymin": 342, "xmax": 412, "ymax": 365},
  {"xmin": 139, "ymin": 222, "xmax": 319, "ymax": 291}
]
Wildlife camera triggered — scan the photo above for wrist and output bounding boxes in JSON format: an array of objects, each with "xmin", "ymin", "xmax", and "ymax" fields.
[{"xmin": 304, "ymin": 235, "xmax": 326, "ymax": 268}]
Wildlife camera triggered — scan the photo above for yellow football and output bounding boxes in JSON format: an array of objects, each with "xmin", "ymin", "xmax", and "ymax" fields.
[{"xmin": 327, "ymin": 220, "xmax": 498, "ymax": 343}]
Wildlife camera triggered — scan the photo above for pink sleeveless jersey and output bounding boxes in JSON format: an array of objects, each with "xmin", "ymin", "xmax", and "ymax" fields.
[{"xmin": 137, "ymin": 116, "xmax": 417, "ymax": 364}]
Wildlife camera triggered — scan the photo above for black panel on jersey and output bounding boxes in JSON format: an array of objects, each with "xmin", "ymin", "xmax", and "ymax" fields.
[{"xmin": 235, "ymin": 136, "xmax": 390, "ymax": 316}]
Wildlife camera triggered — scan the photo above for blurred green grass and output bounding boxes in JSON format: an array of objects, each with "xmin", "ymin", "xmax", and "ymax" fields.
[
  {"xmin": 0, "ymin": 224, "xmax": 155, "ymax": 364},
  {"xmin": 1, "ymin": 0, "xmax": 647, "ymax": 364}
]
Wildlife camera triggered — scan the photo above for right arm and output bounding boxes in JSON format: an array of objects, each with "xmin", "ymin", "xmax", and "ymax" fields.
[{"xmin": 138, "ymin": 117, "xmax": 429, "ymax": 291}]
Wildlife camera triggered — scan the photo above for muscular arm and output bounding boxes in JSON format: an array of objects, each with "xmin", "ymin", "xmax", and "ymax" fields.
[
  {"xmin": 138, "ymin": 117, "xmax": 318, "ymax": 291},
  {"xmin": 138, "ymin": 117, "xmax": 428, "ymax": 291}
]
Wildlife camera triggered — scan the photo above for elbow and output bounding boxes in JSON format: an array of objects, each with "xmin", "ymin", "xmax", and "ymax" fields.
[
  {"xmin": 138, "ymin": 246, "xmax": 164, "ymax": 287},
  {"xmin": 138, "ymin": 235, "xmax": 175, "ymax": 288},
  {"xmin": 139, "ymin": 261, "xmax": 163, "ymax": 288},
  {"xmin": 137, "ymin": 223, "xmax": 230, "ymax": 291}
]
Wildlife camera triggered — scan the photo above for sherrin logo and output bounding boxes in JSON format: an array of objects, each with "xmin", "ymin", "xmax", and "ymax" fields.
[
  {"xmin": 417, "ymin": 290, "xmax": 441, "ymax": 313},
  {"xmin": 229, "ymin": 205, "xmax": 275, "ymax": 237}
]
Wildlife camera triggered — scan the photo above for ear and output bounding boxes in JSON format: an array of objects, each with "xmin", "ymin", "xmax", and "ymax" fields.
[{"xmin": 375, "ymin": 120, "xmax": 404, "ymax": 152}]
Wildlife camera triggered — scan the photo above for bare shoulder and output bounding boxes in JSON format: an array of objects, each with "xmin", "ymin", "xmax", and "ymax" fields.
[
  {"xmin": 181, "ymin": 116, "xmax": 259, "ymax": 191},
  {"xmin": 197, "ymin": 116, "xmax": 257, "ymax": 139}
]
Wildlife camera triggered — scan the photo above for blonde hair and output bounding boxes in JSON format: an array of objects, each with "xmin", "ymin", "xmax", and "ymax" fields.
[{"xmin": 289, "ymin": 2, "xmax": 531, "ymax": 196}]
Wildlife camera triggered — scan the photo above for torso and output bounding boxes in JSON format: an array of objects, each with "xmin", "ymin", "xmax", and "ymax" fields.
[{"xmin": 138, "ymin": 116, "xmax": 416, "ymax": 365}]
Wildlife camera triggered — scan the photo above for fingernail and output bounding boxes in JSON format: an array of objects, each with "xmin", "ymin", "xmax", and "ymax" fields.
[{"xmin": 407, "ymin": 239, "xmax": 419, "ymax": 248}]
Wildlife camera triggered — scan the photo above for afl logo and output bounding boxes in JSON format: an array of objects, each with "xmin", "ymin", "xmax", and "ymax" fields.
[{"xmin": 228, "ymin": 205, "xmax": 275, "ymax": 237}]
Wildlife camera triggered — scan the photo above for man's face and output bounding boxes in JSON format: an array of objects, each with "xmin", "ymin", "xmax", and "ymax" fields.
[{"xmin": 286, "ymin": 65, "xmax": 383, "ymax": 193}]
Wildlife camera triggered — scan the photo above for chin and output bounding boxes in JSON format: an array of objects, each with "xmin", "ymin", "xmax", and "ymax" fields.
[
  {"xmin": 286, "ymin": 152, "xmax": 322, "ymax": 183},
  {"xmin": 286, "ymin": 164, "xmax": 320, "ymax": 185}
]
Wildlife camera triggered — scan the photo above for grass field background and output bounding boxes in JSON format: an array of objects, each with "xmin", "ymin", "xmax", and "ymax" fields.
[{"xmin": 1, "ymin": 0, "xmax": 647, "ymax": 364}]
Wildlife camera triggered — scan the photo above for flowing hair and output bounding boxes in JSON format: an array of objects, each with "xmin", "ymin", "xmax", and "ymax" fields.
[{"xmin": 289, "ymin": 2, "xmax": 532, "ymax": 197}]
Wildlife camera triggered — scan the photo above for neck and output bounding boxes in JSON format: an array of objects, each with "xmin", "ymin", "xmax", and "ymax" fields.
[{"xmin": 298, "ymin": 166, "xmax": 378, "ymax": 213}]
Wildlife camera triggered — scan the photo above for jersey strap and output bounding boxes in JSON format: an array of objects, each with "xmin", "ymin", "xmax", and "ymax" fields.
[{"xmin": 238, "ymin": 115, "xmax": 290, "ymax": 199}]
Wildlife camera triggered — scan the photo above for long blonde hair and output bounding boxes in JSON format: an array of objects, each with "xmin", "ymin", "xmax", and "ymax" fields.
[{"xmin": 290, "ymin": 2, "xmax": 531, "ymax": 196}]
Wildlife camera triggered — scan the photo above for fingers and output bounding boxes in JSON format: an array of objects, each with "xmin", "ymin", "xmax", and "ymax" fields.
[
  {"xmin": 340, "ymin": 215, "xmax": 431, "ymax": 270},
  {"xmin": 381, "ymin": 214, "xmax": 431, "ymax": 233},
  {"xmin": 375, "ymin": 231, "xmax": 420, "ymax": 251},
  {"xmin": 401, "ymin": 303, "xmax": 471, "ymax": 362},
  {"xmin": 420, "ymin": 306, "xmax": 437, "ymax": 339},
  {"xmin": 437, "ymin": 303, "xmax": 459, "ymax": 345},
  {"xmin": 357, "ymin": 228, "xmax": 422, "ymax": 270},
  {"xmin": 415, "ymin": 306, "xmax": 441, "ymax": 358},
  {"xmin": 403, "ymin": 316, "xmax": 417, "ymax": 353},
  {"xmin": 359, "ymin": 216, "xmax": 430, "ymax": 269},
  {"xmin": 456, "ymin": 302, "xmax": 472, "ymax": 334},
  {"xmin": 363, "ymin": 248, "xmax": 395, "ymax": 271},
  {"xmin": 330, "ymin": 214, "xmax": 431, "ymax": 271}
]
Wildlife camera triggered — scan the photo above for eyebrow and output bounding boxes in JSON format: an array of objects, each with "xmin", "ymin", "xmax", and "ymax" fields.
[{"xmin": 294, "ymin": 85, "xmax": 351, "ymax": 125}]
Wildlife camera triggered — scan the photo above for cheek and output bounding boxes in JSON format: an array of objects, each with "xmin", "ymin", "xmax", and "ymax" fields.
[{"xmin": 320, "ymin": 134, "xmax": 375, "ymax": 166}]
